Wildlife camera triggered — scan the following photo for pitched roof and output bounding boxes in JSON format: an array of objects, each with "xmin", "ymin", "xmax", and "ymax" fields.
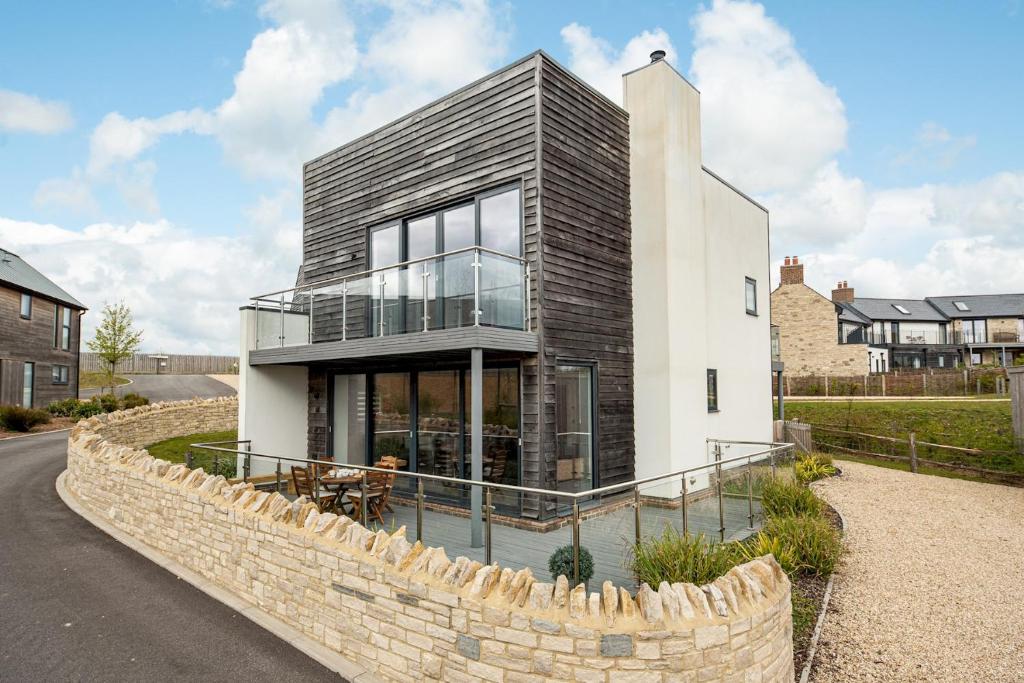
[
  {"xmin": 847, "ymin": 298, "xmax": 947, "ymax": 322},
  {"xmin": 926, "ymin": 294, "xmax": 1024, "ymax": 319},
  {"xmin": 837, "ymin": 302, "xmax": 871, "ymax": 324},
  {"xmin": 0, "ymin": 249, "xmax": 85, "ymax": 309}
]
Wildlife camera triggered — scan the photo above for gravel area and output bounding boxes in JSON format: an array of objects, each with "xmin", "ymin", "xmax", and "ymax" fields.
[{"xmin": 810, "ymin": 461, "xmax": 1024, "ymax": 682}]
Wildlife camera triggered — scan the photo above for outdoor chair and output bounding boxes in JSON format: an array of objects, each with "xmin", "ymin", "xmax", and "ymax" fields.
[
  {"xmin": 347, "ymin": 460, "xmax": 397, "ymax": 525},
  {"xmin": 291, "ymin": 466, "xmax": 338, "ymax": 513}
]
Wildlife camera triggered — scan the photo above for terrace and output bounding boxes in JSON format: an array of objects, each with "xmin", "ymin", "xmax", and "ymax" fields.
[{"xmin": 191, "ymin": 439, "xmax": 793, "ymax": 590}]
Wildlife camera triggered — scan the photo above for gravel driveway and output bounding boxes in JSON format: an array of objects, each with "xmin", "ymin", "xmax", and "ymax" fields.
[{"xmin": 810, "ymin": 462, "xmax": 1024, "ymax": 682}]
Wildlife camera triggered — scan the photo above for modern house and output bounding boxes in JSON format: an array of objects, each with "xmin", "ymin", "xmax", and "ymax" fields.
[
  {"xmin": 0, "ymin": 248, "xmax": 86, "ymax": 408},
  {"xmin": 771, "ymin": 258, "xmax": 1024, "ymax": 373},
  {"xmin": 238, "ymin": 50, "xmax": 773, "ymax": 521}
]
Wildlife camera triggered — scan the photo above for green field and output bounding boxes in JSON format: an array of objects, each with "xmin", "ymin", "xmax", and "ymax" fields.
[
  {"xmin": 147, "ymin": 429, "xmax": 239, "ymax": 478},
  {"xmin": 79, "ymin": 371, "xmax": 130, "ymax": 389},
  {"xmin": 777, "ymin": 399, "xmax": 1014, "ymax": 452}
]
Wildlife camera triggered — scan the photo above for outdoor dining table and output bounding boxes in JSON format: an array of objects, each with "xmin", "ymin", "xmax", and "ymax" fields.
[{"xmin": 319, "ymin": 460, "xmax": 408, "ymax": 515}]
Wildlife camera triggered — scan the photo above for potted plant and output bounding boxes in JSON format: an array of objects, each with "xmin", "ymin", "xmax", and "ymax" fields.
[{"xmin": 548, "ymin": 544, "xmax": 594, "ymax": 590}]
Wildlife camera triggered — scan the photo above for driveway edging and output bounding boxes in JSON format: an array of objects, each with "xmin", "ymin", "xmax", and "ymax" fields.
[{"xmin": 56, "ymin": 469, "xmax": 376, "ymax": 683}]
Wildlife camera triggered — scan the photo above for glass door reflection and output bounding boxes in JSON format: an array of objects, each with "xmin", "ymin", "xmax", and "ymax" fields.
[
  {"xmin": 372, "ymin": 373, "xmax": 411, "ymax": 489},
  {"xmin": 417, "ymin": 370, "xmax": 465, "ymax": 504},
  {"xmin": 464, "ymin": 367, "xmax": 520, "ymax": 511}
]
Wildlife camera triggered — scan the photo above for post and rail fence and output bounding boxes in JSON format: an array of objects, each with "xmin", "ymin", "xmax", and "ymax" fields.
[
  {"xmin": 776, "ymin": 367, "xmax": 1011, "ymax": 399},
  {"xmin": 81, "ymin": 352, "xmax": 239, "ymax": 375},
  {"xmin": 190, "ymin": 439, "xmax": 795, "ymax": 589}
]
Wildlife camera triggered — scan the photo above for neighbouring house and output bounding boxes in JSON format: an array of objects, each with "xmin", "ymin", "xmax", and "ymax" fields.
[
  {"xmin": 238, "ymin": 50, "xmax": 772, "ymax": 521},
  {"xmin": 0, "ymin": 248, "xmax": 86, "ymax": 408},
  {"xmin": 771, "ymin": 258, "xmax": 1024, "ymax": 374}
]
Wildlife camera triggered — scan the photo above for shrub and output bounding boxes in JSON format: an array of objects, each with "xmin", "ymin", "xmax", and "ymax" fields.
[
  {"xmin": 762, "ymin": 515, "xmax": 843, "ymax": 576},
  {"xmin": 795, "ymin": 452, "xmax": 837, "ymax": 484},
  {"xmin": 735, "ymin": 530, "xmax": 799, "ymax": 574},
  {"xmin": 630, "ymin": 528, "xmax": 742, "ymax": 586},
  {"xmin": 72, "ymin": 401, "xmax": 104, "ymax": 419},
  {"xmin": 761, "ymin": 476, "xmax": 823, "ymax": 518},
  {"xmin": 120, "ymin": 392, "xmax": 149, "ymax": 409},
  {"xmin": 94, "ymin": 393, "xmax": 120, "ymax": 413},
  {"xmin": 47, "ymin": 397, "xmax": 81, "ymax": 417},
  {"xmin": 0, "ymin": 405, "xmax": 52, "ymax": 432},
  {"xmin": 548, "ymin": 544, "xmax": 594, "ymax": 586}
]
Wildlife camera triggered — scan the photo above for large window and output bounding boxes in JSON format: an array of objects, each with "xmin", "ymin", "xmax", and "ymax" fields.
[
  {"xmin": 555, "ymin": 364, "xmax": 595, "ymax": 494},
  {"xmin": 744, "ymin": 277, "xmax": 757, "ymax": 315},
  {"xmin": 962, "ymin": 319, "xmax": 986, "ymax": 344},
  {"xmin": 707, "ymin": 369, "xmax": 718, "ymax": 412},
  {"xmin": 20, "ymin": 293, "xmax": 31, "ymax": 319},
  {"xmin": 22, "ymin": 362, "xmax": 34, "ymax": 408},
  {"xmin": 52, "ymin": 365, "xmax": 69, "ymax": 384},
  {"xmin": 61, "ymin": 307, "xmax": 72, "ymax": 350}
]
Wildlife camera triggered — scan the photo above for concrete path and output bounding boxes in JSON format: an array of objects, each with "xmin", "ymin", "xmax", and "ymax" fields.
[
  {"xmin": 80, "ymin": 374, "xmax": 237, "ymax": 402},
  {"xmin": 810, "ymin": 462, "xmax": 1024, "ymax": 682}
]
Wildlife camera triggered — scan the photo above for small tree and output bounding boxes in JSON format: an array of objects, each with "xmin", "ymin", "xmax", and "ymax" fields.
[{"xmin": 87, "ymin": 302, "xmax": 143, "ymax": 393}]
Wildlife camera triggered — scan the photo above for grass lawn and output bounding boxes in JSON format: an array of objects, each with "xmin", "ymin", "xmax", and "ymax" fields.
[
  {"xmin": 777, "ymin": 399, "xmax": 1014, "ymax": 452},
  {"xmin": 79, "ymin": 371, "xmax": 130, "ymax": 389},
  {"xmin": 833, "ymin": 454, "xmax": 994, "ymax": 485},
  {"xmin": 146, "ymin": 429, "xmax": 238, "ymax": 478}
]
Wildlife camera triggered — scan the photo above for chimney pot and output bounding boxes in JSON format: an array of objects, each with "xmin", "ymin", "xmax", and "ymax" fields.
[
  {"xmin": 784, "ymin": 256, "xmax": 791, "ymax": 266},
  {"xmin": 649, "ymin": 50, "xmax": 666, "ymax": 63},
  {"xmin": 793, "ymin": 256, "xmax": 799, "ymax": 265}
]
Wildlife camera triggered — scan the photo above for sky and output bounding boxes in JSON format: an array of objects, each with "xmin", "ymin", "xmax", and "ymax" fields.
[{"xmin": 1, "ymin": 0, "xmax": 1022, "ymax": 354}]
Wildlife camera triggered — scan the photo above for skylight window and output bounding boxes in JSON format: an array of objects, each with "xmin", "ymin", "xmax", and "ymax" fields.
[
  {"xmin": 953, "ymin": 301, "xmax": 969, "ymax": 311},
  {"xmin": 892, "ymin": 304, "xmax": 911, "ymax": 315}
]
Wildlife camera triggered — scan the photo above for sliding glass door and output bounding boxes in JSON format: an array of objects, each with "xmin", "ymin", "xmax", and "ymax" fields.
[
  {"xmin": 464, "ymin": 367, "xmax": 521, "ymax": 509},
  {"xmin": 372, "ymin": 373, "xmax": 411, "ymax": 468},
  {"xmin": 555, "ymin": 364, "xmax": 595, "ymax": 494},
  {"xmin": 417, "ymin": 370, "xmax": 463, "ymax": 501}
]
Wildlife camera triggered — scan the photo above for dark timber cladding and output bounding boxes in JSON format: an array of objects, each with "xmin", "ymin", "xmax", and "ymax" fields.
[
  {"xmin": 297, "ymin": 52, "xmax": 634, "ymax": 519},
  {"xmin": 537, "ymin": 56, "xmax": 633, "ymax": 505}
]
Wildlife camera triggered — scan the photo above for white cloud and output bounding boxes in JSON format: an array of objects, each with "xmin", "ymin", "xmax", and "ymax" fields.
[
  {"xmin": 690, "ymin": 0, "xmax": 847, "ymax": 194},
  {"xmin": 560, "ymin": 23, "xmax": 676, "ymax": 103},
  {"xmin": 0, "ymin": 214, "xmax": 298, "ymax": 354},
  {"xmin": 0, "ymin": 88, "xmax": 74, "ymax": 134},
  {"xmin": 34, "ymin": 171, "xmax": 99, "ymax": 215},
  {"xmin": 763, "ymin": 161, "xmax": 867, "ymax": 246},
  {"xmin": 892, "ymin": 122, "xmax": 976, "ymax": 170},
  {"xmin": 87, "ymin": 109, "xmax": 212, "ymax": 176}
]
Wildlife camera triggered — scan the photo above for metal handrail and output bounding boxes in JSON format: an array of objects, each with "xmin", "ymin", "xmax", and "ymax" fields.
[
  {"xmin": 191, "ymin": 437, "xmax": 795, "ymax": 588},
  {"xmin": 251, "ymin": 246, "xmax": 526, "ymax": 301}
]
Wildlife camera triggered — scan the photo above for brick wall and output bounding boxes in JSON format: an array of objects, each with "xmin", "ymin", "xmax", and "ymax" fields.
[
  {"xmin": 65, "ymin": 399, "xmax": 794, "ymax": 682},
  {"xmin": 771, "ymin": 283, "xmax": 868, "ymax": 376}
]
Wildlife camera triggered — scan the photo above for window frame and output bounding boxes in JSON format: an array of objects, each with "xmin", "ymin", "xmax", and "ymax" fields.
[
  {"xmin": 22, "ymin": 362, "xmax": 34, "ymax": 408},
  {"xmin": 744, "ymin": 277, "xmax": 758, "ymax": 316},
  {"xmin": 553, "ymin": 360, "xmax": 599, "ymax": 492},
  {"xmin": 52, "ymin": 364, "xmax": 69, "ymax": 385},
  {"xmin": 707, "ymin": 368, "xmax": 719, "ymax": 413},
  {"xmin": 61, "ymin": 307, "xmax": 72, "ymax": 351},
  {"xmin": 20, "ymin": 293, "xmax": 32, "ymax": 319}
]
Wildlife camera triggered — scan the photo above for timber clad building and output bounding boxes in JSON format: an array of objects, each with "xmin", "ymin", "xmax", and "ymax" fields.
[
  {"xmin": 0, "ymin": 249, "xmax": 85, "ymax": 408},
  {"xmin": 239, "ymin": 51, "xmax": 773, "ymax": 520}
]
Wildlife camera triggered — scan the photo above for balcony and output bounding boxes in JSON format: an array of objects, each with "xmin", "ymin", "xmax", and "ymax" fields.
[{"xmin": 247, "ymin": 247, "xmax": 536, "ymax": 364}]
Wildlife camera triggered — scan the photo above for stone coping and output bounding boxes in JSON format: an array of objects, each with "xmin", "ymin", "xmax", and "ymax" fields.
[{"xmin": 64, "ymin": 398, "xmax": 795, "ymax": 682}]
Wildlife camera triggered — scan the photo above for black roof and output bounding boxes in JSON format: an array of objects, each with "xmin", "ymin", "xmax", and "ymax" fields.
[
  {"xmin": 0, "ymin": 248, "xmax": 85, "ymax": 309},
  {"xmin": 847, "ymin": 298, "xmax": 947, "ymax": 322},
  {"xmin": 926, "ymin": 294, "xmax": 1024, "ymax": 319}
]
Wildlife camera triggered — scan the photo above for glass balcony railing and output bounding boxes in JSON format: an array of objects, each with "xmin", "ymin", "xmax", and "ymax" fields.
[{"xmin": 250, "ymin": 247, "xmax": 530, "ymax": 349}]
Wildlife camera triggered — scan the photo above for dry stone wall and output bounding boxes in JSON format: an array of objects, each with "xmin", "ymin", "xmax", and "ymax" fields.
[{"xmin": 65, "ymin": 398, "xmax": 794, "ymax": 682}]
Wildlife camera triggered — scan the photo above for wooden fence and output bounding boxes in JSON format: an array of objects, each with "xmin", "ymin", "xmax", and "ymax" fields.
[
  {"xmin": 777, "ymin": 368, "xmax": 1010, "ymax": 398},
  {"xmin": 797, "ymin": 420, "xmax": 1024, "ymax": 485},
  {"xmin": 81, "ymin": 353, "xmax": 239, "ymax": 375}
]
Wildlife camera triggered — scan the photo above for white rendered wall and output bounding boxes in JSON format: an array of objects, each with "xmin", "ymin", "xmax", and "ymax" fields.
[
  {"xmin": 703, "ymin": 172, "xmax": 773, "ymax": 459},
  {"xmin": 624, "ymin": 60, "xmax": 709, "ymax": 491},
  {"xmin": 868, "ymin": 346, "xmax": 888, "ymax": 372},
  {"xmin": 239, "ymin": 308, "xmax": 309, "ymax": 477}
]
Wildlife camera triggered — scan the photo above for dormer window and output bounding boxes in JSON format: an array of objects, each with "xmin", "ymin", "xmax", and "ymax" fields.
[
  {"xmin": 953, "ymin": 301, "xmax": 969, "ymax": 312},
  {"xmin": 892, "ymin": 304, "xmax": 911, "ymax": 315}
]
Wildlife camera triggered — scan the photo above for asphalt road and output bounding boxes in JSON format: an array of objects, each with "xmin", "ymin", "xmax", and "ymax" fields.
[
  {"xmin": 80, "ymin": 374, "xmax": 237, "ymax": 402},
  {"xmin": 1, "ymin": 381, "xmax": 338, "ymax": 681}
]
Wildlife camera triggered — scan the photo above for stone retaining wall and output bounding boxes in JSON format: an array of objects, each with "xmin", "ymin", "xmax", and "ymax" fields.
[{"xmin": 65, "ymin": 398, "xmax": 794, "ymax": 682}]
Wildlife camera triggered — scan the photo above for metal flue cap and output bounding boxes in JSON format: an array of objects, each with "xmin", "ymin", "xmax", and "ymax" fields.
[{"xmin": 650, "ymin": 50, "xmax": 666, "ymax": 63}]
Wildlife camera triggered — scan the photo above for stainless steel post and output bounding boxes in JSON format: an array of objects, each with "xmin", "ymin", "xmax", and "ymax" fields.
[
  {"xmin": 378, "ymin": 275, "xmax": 386, "ymax": 337},
  {"xmin": 422, "ymin": 269, "xmax": 430, "ymax": 332},
  {"xmin": 571, "ymin": 499, "xmax": 581, "ymax": 587},
  {"xmin": 470, "ymin": 348, "xmax": 483, "ymax": 547},
  {"xmin": 485, "ymin": 487, "xmax": 493, "ymax": 566},
  {"xmin": 360, "ymin": 471, "xmax": 369, "ymax": 525},
  {"xmin": 681, "ymin": 475, "xmax": 688, "ymax": 535},
  {"xmin": 523, "ymin": 262, "xmax": 531, "ymax": 331},
  {"xmin": 253, "ymin": 299, "xmax": 260, "ymax": 350},
  {"xmin": 307, "ymin": 286, "xmax": 314, "ymax": 343},
  {"xmin": 416, "ymin": 479, "xmax": 424, "ymax": 543},
  {"xmin": 472, "ymin": 249, "xmax": 481, "ymax": 327},
  {"xmin": 313, "ymin": 465, "xmax": 320, "ymax": 507},
  {"xmin": 716, "ymin": 446, "xmax": 725, "ymax": 542},
  {"xmin": 185, "ymin": 450, "xmax": 193, "ymax": 469},
  {"xmin": 746, "ymin": 456, "xmax": 755, "ymax": 529},
  {"xmin": 244, "ymin": 443, "xmax": 251, "ymax": 483},
  {"xmin": 214, "ymin": 453, "xmax": 220, "ymax": 477},
  {"xmin": 341, "ymin": 283, "xmax": 348, "ymax": 341},
  {"xmin": 633, "ymin": 486, "xmax": 641, "ymax": 547},
  {"xmin": 278, "ymin": 294, "xmax": 285, "ymax": 347},
  {"xmin": 276, "ymin": 459, "xmax": 282, "ymax": 493}
]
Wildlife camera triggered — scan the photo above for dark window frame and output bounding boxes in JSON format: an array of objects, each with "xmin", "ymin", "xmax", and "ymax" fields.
[
  {"xmin": 744, "ymin": 277, "xmax": 758, "ymax": 316},
  {"xmin": 20, "ymin": 293, "xmax": 32, "ymax": 319},
  {"xmin": 52, "ymin": 364, "xmax": 69, "ymax": 385},
  {"xmin": 61, "ymin": 307, "xmax": 72, "ymax": 351},
  {"xmin": 707, "ymin": 369, "xmax": 719, "ymax": 413},
  {"xmin": 554, "ymin": 359, "xmax": 600, "ymax": 492}
]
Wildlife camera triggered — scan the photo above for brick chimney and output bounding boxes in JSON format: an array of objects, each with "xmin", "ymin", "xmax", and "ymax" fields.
[
  {"xmin": 780, "ymin": 256, "xmax": 804, "ymax": 286},
  {"xmin": 832, "ymin": 280, "xmax": 855, "ymax": 304}
]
